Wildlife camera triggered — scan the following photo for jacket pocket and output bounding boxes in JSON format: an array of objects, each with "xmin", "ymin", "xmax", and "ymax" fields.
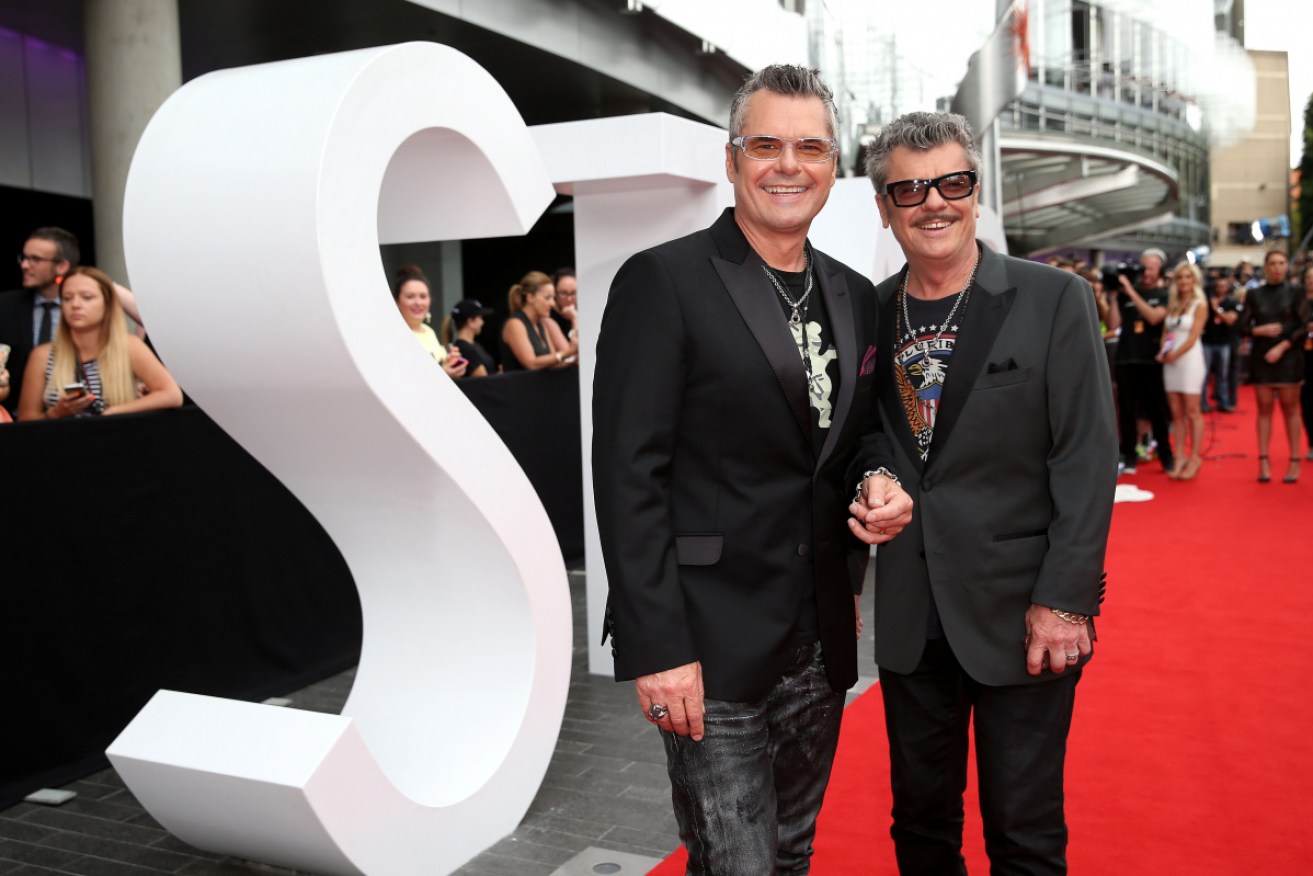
[
  {"xmin": 675, "ymin": 534, "xmax": 723, "ymax": 566},
  {"xmin": 991, "ymin": 529, "xmax": 1047, "ymax": 543},
  {"xmin": 975, "ymin": 366, "xmax": 1032, "ymax": 390}
]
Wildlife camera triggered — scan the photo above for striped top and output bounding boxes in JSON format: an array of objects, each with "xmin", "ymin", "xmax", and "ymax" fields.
[{"xmin": 43, "ymin": 355, "xmax": 105, "ymax": 417}]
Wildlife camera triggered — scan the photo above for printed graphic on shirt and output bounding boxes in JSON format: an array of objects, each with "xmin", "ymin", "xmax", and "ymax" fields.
[
  {"xmin": 894, "ymin": 300, "xmax": 961, "ymax": 460},
  {"xmin": 792, "ymin": 318, "xmax": 838, "ymax": 428}
]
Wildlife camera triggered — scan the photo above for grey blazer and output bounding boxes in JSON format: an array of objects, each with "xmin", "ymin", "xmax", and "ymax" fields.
[{"xmin": 852, "ymin": 244, "xmax": 1117, "ymax": 687}]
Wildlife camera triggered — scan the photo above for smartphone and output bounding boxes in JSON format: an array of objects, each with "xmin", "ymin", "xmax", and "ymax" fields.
[
  {"xmin": 63, "ymin": 382, "xmax": 88, "ymax": 398},
  {"xmin": 450, "ymin": 356, "xmax": 468, "ymax": 368}
]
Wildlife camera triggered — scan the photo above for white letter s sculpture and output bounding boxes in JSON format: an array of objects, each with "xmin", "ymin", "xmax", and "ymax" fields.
[{"xmin": 106, "ymin": 43, "xmax": 570, "ymax": 876}]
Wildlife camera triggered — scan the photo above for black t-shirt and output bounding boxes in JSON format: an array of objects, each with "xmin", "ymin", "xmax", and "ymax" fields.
[
  {"xmin": 454, "ymin": 338, "xmax": 497, "ymax": 376},
  {"xmin": 1200, "ymin": 294, "xmax": 1242, "ymax": 346},
  {"xmin": 1115, "ymin": 281, "xmax": 1169, "ymax": 363},
  {"xmin": 768, "ymin": 261, "xmax": 840, "ymax": 455},
  {"xmin": 764, "ymin": 255, "xmax": 840, "ymax": 645}
]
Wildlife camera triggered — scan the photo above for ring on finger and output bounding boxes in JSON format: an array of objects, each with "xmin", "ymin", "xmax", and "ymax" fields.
[
  {"xmin": 1064, "ymin": 653, "xmax": 1079, "ymax": 662},
  {"xmin": 648, "ymin": 703, "xmax": 669, "ymax": 720}
]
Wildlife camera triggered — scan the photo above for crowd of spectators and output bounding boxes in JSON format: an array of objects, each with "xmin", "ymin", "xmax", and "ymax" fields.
[
  {"xmin": 1087, "ymin": 244, "xmax": 1311, "ymax": 484},
  {"xmin": 2, "ymin": 226, "xmax": 585, "ymax": 429},
  {"xmin": 1, "ymin": 227, "xmax": 181, "ymax": 424}
]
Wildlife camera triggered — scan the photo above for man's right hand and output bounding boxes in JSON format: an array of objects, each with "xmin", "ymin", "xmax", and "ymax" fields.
[{"xmin": 636, "ymin": 661, "xmax": 705, "ymax": 741}]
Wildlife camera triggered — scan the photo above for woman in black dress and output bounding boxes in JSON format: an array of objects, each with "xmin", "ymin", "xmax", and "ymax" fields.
[{"xmin": 1241, "ymin": 250, "xmax": 1309, "ymax": 483}]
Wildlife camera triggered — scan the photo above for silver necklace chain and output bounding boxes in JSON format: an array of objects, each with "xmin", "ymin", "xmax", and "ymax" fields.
[
  {"xmin": 761, "ymin": 249, "xmax": 814, "ymax": 328},
  {"xmin": 762, "ymin": 249, "xmax": 818, "ymax": 396},
  {"xmin": 898, "ymin": 252, "xmax": 980, "ymax": 350}
]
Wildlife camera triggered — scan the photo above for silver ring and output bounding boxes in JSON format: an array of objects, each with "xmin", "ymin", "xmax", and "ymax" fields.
[
  {"xmin": 648, "ymin": 703, "xmax": 669, "ymax": 720},
  {"xmin": 1065, "ymin": 653, "xmax": 1079, "ymax": 662}
]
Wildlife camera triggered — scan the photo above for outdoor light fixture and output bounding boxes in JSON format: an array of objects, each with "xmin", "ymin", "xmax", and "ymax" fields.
[{"xmin": 621, "ymin": 0, "xmax": 642, "ymax": 14}]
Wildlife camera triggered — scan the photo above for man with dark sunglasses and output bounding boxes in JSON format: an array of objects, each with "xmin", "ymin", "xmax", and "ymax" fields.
[
  {"xmin": 594, "ymin": 65, "xmax": 912, "ymax": 874},
  {"xmin": 849, "ymin": 111, "xmax": 1116, "ymax": 874}
]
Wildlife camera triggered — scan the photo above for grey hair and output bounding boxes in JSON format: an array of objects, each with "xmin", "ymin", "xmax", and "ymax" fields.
[
  {"xmin": 1140, "ymin": 248, "xmax": 1167, "ymax": 266},
  {"xmin": 727, "ymin": 65, "xmax": 839, "ymax": 141},
  {"xmin": 863, "ymin": 112, "xmax": 982, "ymax": 190}
]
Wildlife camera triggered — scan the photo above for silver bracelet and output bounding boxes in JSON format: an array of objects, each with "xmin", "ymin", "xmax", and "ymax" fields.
[
  {"xmin": 1050, "ymin": 608, "xmax": 1088, "ymax": 625},
  {"xmin": 854, "ymin": 467, "xmax": 900, "ymax": 503}
]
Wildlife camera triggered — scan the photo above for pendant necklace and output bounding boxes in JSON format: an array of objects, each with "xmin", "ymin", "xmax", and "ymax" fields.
[{"xmin": 762, "ymin": 248, "xmax": 816, "ymax": 390}]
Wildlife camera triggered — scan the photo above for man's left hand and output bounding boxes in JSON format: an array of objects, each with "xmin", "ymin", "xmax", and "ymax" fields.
[
  {"xmin": 848, "ymin": 475, "xmax": 913, "ymax": 545},
  {"xmin": 1024, "ymin": 603, "xmax": 1091, "ymax": 675}
]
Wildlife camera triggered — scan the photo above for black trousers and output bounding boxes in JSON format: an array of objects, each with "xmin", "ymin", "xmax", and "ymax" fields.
[
  {"xmin": 1114, "ymin": 361, "xmax": 1173, "ymax": 468},
  {"xmin": 879, "ymin": 637, "xmax": 1080, "ymax": 875}
]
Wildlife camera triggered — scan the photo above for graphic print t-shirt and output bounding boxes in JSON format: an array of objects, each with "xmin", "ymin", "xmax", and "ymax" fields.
[
  {"xmin": 769, "ymin": 264, "xmax": 839, "ymax": 454},
  {"xmin": 895, "ymin": 291, "xmax": 967, "ymax": 462}
]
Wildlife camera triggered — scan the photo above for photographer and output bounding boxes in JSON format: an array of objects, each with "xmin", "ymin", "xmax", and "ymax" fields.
[
  {"xmin": 17, "ymin": 267, "xmax": 181, "ymax": 421},
  {"xmin": 1201, "ymin": 268, "xmax": 1241, "ymax": 412},
  {"xmin": 1106, "ymin": 248, "xmax": 1174, "ymax": 475}
]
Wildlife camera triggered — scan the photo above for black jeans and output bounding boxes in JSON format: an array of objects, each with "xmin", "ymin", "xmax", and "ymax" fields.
[
  {"xmin": 661, "ymin": 641, "xmax": 844, "ymax": 876},
  {"xmin": 880, "ymin": 637, "xmax": 1079, "ymax": 875}
]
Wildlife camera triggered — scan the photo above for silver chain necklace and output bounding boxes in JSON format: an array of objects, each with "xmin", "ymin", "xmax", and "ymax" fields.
[
  {"xmin": 898, "ymin": 252, "xmax": 980, "ymax": 352},
  {"xmin": 761, "ymin": 249, "xmax": 817, "ymax": 394},
  {"xmin": 761, "ymin": 249, "xmax": 814, "ymax": 327}
]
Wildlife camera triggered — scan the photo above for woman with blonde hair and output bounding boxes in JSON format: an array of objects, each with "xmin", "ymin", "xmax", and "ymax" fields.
[
  {"xmin": 1157, "ymin": 261, "xmax": 1208, "ymax": 479},
  {"xmin": 17, "ymin": 266, "xmax": 182, "ymax": 420},
  {"xmin": 500, "ymin": 270, "xmax": 577, "ymax": 371}
]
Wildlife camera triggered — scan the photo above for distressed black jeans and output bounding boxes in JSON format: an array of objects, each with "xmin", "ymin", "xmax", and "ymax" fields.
[{"xmin": 661, "ymin": 641, "xmax": 844, "ymax": 876}]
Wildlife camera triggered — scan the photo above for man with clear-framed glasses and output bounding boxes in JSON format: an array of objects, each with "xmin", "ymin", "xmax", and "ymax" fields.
[
  {"xmin": 594, "ymin": 65, "xmax": 911, "ymax": 874},
  {"xmin": 849, "ymin": 111, "xmax": 1116, "ymax": 873}
]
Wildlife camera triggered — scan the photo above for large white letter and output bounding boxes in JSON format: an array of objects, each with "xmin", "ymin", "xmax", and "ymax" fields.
[{"xmin": 107, "ymin": 43, "xmax": 570, "ymax": 876}]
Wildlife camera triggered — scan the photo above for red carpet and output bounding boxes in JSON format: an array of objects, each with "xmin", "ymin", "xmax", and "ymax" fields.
[{"xmin": 651, "ymin": 387, "xmax": 1313, "ymax": 873}]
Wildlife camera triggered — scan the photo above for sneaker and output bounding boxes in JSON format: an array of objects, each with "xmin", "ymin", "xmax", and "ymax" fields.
[
  {"xmin": 1136, "ymin": 440, "xmax": 1157, "ymax": 463},
  {"xmin": 1118, "ymin": 460, "xmax": 1137, "ymax": 476}
]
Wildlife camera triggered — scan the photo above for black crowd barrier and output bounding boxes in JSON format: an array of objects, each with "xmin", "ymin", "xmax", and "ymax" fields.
[{"xmin": 1, "ymin": 369, "xmax": 584, "ymax": 808}]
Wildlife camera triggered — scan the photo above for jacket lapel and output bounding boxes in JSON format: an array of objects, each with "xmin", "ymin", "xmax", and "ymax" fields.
[
  {"xmin": 926, "ymin": 246, "xmax": 1015, "ymax": 467},
  {"xmin": 814, "ymin": 257, "xmax": 856, "ymax": 470},
  {"xmin": 876, "ymin": 271, "xmax": 926, "ymax": 473},
  {"xmin": 710, "ymin": 214, "xmax": 812, "ymax": 447}
]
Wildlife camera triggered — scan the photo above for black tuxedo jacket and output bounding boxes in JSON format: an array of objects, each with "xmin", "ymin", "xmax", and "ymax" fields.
[
  {"xmin": 0, "ymin": 288, "xmax": 39, "ymax": 415},
  {"xmin": 851, "ymin": 245, "xmax": 1117, "ymax": 687},
  {"xmin": 593, "ymin": 208, "xmax": 885, "ymax": 702}
]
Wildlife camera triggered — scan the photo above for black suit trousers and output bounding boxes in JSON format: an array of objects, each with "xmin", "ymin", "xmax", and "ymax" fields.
[
  {"xmin": 1115, "ymin": 361, "xmax": 1173, "ymax": 468},
  {"xmin": 879, "ymin": 637, "xmax": 1079, "ymax": 875}
]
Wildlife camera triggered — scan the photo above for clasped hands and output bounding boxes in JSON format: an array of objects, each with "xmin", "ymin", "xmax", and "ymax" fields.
[{"xmin": 848, "ymin": 474, "xmax": 914, "ymax": 545}]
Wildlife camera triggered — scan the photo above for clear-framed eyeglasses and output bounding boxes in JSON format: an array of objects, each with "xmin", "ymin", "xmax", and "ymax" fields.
[{"xmin": 731, "ymin": 135, "xmax": 838, "ymax": 163}]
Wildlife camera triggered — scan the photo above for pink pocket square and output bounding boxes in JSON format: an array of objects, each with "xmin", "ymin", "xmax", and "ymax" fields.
[{"xmin": 859, "ymin": 345, "xmax": 877, "ymax": 377}]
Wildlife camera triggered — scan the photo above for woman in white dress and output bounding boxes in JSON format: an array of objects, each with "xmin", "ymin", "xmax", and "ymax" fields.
[{"xmin": 1158, "ymin": 262, "xmax": 1208, "ymax": 479}]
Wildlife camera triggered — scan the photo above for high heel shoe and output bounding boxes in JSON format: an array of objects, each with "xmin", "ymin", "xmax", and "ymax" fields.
[
  {"xmin": 1284, "ymin": 458, "xmax": 1301, "ymax": 484},
  {"xmin": 1179, "ymin": 457, "xmax": 1203, "ymax": 481},
  {"xmin": 1258, "ymin": 455, "xmax": 1271, "ymax": 483}
]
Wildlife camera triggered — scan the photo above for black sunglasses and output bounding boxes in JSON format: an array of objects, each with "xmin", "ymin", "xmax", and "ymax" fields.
[{"xmin": 878, "ymin": 170, "xmax": 978, "ymax": 208}]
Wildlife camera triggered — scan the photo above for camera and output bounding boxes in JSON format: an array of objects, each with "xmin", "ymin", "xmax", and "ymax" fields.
[{"xmin": 1100, "ymin": 261, "xmax": 1146, "ymax": 290}]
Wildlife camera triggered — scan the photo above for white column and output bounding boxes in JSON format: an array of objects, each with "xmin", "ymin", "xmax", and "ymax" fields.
[{"xmin": 83, "ymin": 0, "xmax": 181, "ymax": 286}]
